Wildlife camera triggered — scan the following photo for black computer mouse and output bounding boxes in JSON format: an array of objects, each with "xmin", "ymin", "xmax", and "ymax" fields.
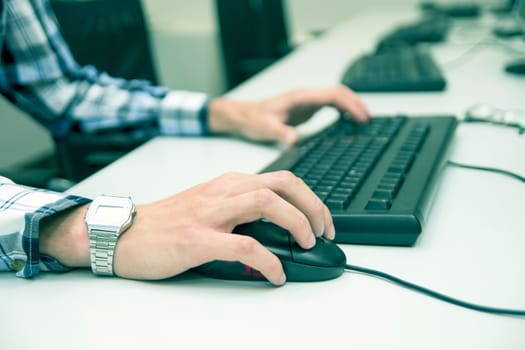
[{"xmin": 194, "ymin": 220, "xmax": 347, "ymax": 283}]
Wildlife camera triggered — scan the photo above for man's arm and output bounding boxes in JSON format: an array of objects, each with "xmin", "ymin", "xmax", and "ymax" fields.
[
  {"xmin": 2, "ymin": 1, "xmax": 369, "ymax": 144},
  {"xmin": 1, "ymin": 170, "xmax": 336, "ymax": 286}
]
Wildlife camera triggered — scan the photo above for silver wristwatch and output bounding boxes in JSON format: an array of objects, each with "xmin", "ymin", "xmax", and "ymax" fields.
[{"xmin": 84, "ymin": 195, "xmax": 136, "ymax": 276}]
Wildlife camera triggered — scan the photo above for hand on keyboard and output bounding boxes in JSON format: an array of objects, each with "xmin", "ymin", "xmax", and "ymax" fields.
[{"xmin": 207, "ymin": 84, "xmax": 371, "ymax": 145}]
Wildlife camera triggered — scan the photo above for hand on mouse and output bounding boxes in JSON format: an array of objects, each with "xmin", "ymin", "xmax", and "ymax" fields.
[
  {"xmin": 39, "ymin": 171, "xmax": 334, "ymax": 285},
  {"xmin": 208, "ymin": 84, "xmax": 371, "ymax": 145}
]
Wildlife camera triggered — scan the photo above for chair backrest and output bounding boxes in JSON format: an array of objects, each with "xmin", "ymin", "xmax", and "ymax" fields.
[
  {"xmin": 51, "ymin": 0, "xmax": 159, "ymax": 83},
  {"xmin": 215, "ymin": 0, "xmax": 292, "ymax": 89},
  {"xmin": 49, "ymin": 0, "xmax": 160, "ymax": 182}
]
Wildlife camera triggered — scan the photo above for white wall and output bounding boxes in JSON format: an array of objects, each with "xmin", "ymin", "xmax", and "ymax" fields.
[
  {"xmin": 141, "ymin": 0, "xmax": 226, "ymax": 94},
  {"xmin": 1, "ymin": 0, "xmax": 418, "ymax": 169},
  {"xmin": 286, "ymin": 0, "xmax": 418, "ymax": 44}
]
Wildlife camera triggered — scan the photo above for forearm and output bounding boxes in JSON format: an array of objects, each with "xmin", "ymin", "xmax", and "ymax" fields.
[{"xmin": 5, "ymin": 74, "xmax": 212, "ymax": 138}]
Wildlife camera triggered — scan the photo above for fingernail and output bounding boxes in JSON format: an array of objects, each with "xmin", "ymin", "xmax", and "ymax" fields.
[
  {"xmin": 277, "ymin": 273, "xmax": 287, "ymax": 286},
  {"xmin": 308, "ymin": 234, "xmax": 316, "ymax": 248},
  {"xmin": 327, "ymin": 226, "xmax": 336, "ymax": 240}
]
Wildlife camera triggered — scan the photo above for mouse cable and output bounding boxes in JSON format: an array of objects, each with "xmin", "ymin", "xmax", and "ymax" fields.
[
  {"xmin": 344, "ymin": 264, "xmax": 525, "ymax": 316},
  {"xmin": 347, "ymin": 159, "xmax": 525, "ymax": 315},
  {"xmin": 447, "ymin": 160, "xmax": 525, "ymax": 183}
]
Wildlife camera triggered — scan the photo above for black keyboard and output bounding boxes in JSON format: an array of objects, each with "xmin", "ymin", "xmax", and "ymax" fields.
[
  {"xmin": 380, "ymin": 17, "xmax": 451, "ymax": 44},
  {"xmin": 420, "ymin": 2, "xmax": 481, "ymax": 18},
  {"xmin": 341, "ymin": 47, "xmax": 447, "ymax": 92},
  {"xmin": 260, "ymin": 115, "xmax": 457, "ymax": 246}
]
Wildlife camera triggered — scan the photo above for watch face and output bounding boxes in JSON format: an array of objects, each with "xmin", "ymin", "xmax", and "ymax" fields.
[
  {"xmin": 85, "ymin": 195, "xmax": 135, "ymax": 231},
  {"xmin": 94, "ymin": 204, "xmax": 131, "ymax": 225}
]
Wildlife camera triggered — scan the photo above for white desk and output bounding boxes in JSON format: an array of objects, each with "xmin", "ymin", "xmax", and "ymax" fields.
[{"xmin": 2, "ymin": 9, "xmax": 525, "ymax": 350}]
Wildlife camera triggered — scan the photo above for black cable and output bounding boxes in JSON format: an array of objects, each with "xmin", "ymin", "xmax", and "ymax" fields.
[
  {"xmin": 370, "ymin": 159, "xmax": 525, "ymax": 315},
  {"xmin": 439, "ymin": 37, "xmax": 492, "ymax": 70},
  {"xmin": 345, "ymin": 264, "xmax": 525, "ymax": 316},
  {"xmin": 447, "ymin": 160, "xmax": 525, "ymax": 183},
  {"xmin": 341, "ymin": 134, "xmax": 525, "ymax": 316}
]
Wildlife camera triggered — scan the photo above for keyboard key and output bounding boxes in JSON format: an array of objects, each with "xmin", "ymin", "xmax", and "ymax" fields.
[
  {"xmin": 366, "ymin": 198, "xmax": 392, "ymax": 210},
  {"xmin": 373, "ymin": 189, "xmax": 394, "ymax": 200}
]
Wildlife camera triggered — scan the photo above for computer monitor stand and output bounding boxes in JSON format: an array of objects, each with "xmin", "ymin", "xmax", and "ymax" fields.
[{"xmin": 505, "ymin": 58, "xmax": 525, "ymax": 74}]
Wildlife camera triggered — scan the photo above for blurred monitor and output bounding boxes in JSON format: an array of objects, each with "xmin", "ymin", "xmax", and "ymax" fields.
[
  {"xmin": 504, "ymin": 0, "xmax": 525, "ymax": 74},
  {"xmin": 515, "ymin": 0, "xmax": 525, "ymax": 27},
  {"xmin": 491, "ymin": 0, "xmax": 518, "ymax": 14}
]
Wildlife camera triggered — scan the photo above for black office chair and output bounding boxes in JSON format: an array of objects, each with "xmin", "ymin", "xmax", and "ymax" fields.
[
  {"xmin": 50, "ymin": 0, "xmax": 159, "ymax": 83},
  {"xmin": 215, "ymin": 0, "xmax": 293, "ymax": 90},
  {"xmin": 48, "ymin": 0, "xmax": 160, "ymax": 183},
  {"xmin": 3, "ymin": 1, "xmax": 158, "ymax": 189}
]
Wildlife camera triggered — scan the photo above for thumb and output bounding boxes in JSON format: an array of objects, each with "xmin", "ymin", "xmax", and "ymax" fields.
[
  {"xmin": 259, "ymin": 118, "xmax": 298, "ymax": 145},
  {"xmin": 274, "ymin": 123, "xmax": 298, "ymax": 145}
]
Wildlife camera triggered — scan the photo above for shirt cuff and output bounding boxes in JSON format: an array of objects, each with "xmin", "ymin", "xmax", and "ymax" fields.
[
  {"xmin": 158, "ymin": 91, "xmax": 211, "ymax": 136},
  {"xmin": 19, "ymin": 195, "xmax": 91, "ymax": 278},
  {"xmin": 0, "ymin": 179, "xmax": 91, "ymax": 278}
]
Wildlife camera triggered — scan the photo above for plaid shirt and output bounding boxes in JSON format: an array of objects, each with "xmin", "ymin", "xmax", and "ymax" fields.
[{"xmin": 0, "ymin": 0, "xmax": 212, "ymax": 277}]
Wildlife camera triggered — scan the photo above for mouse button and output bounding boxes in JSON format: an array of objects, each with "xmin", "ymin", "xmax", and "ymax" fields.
[
  {"xmin": 256, "ymin": 224, "xmax": 294, "ymax": 260},
  {"xmin": 282, "ymin": 262, "xmax": 345, "ymax": 282},
  {"xmin": 234, "ymin": 221, "xmax": 290, "ymax": 246},
  {"xmin": 290, "ymin": 238, "xmax": 347, "ymax": 268}
]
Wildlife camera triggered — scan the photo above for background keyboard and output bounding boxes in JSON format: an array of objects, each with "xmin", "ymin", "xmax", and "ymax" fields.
[
  {"xmin": 341, "ymin": 47, "xmax": 447, "ymax": 92},
  {"xmin": 379, "ymin": 16, "xmax": 451, "ymax": 44},
  {"xmin": 260, "ymin": 115, "xmax": 457, "ymax": 246}
]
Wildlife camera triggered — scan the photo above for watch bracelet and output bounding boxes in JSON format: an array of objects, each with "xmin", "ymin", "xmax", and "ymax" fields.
[{"xmin": 89, "ymin": 228, "xmax": 118, "ymax": 276}]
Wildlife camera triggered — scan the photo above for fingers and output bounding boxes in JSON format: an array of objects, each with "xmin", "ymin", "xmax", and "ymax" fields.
[
  {"xmin": 206, "ymin": 233, "xmax": 286, "ymax": 286},
  {"xmin": 211, "ymin": 171, "xmax": 333, "ymax": 248},
  {"xmin": 222, "ymin": 189, "xmax": 317, "ymax": 249},
  {"xmin": 261, "ymin": 118, "xmax": 299, "ymax": 145},
  {"xmin": 323, "ymin": 205, "xmax": 336, "ymax": 240},
  {"xmin": 257, "ymin": 171, "xmax": 329, "ymax": 237},
  {"xmin": 222, "ymin": 85, "xmax": 370, "ymax": 145},
  {"xmin": 332, "ymin": 84, "xmax": 371, "ymax": 122},
  {"xmin": 282, "ymin": 85, "xmax": 371, "ymax": 123}
]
